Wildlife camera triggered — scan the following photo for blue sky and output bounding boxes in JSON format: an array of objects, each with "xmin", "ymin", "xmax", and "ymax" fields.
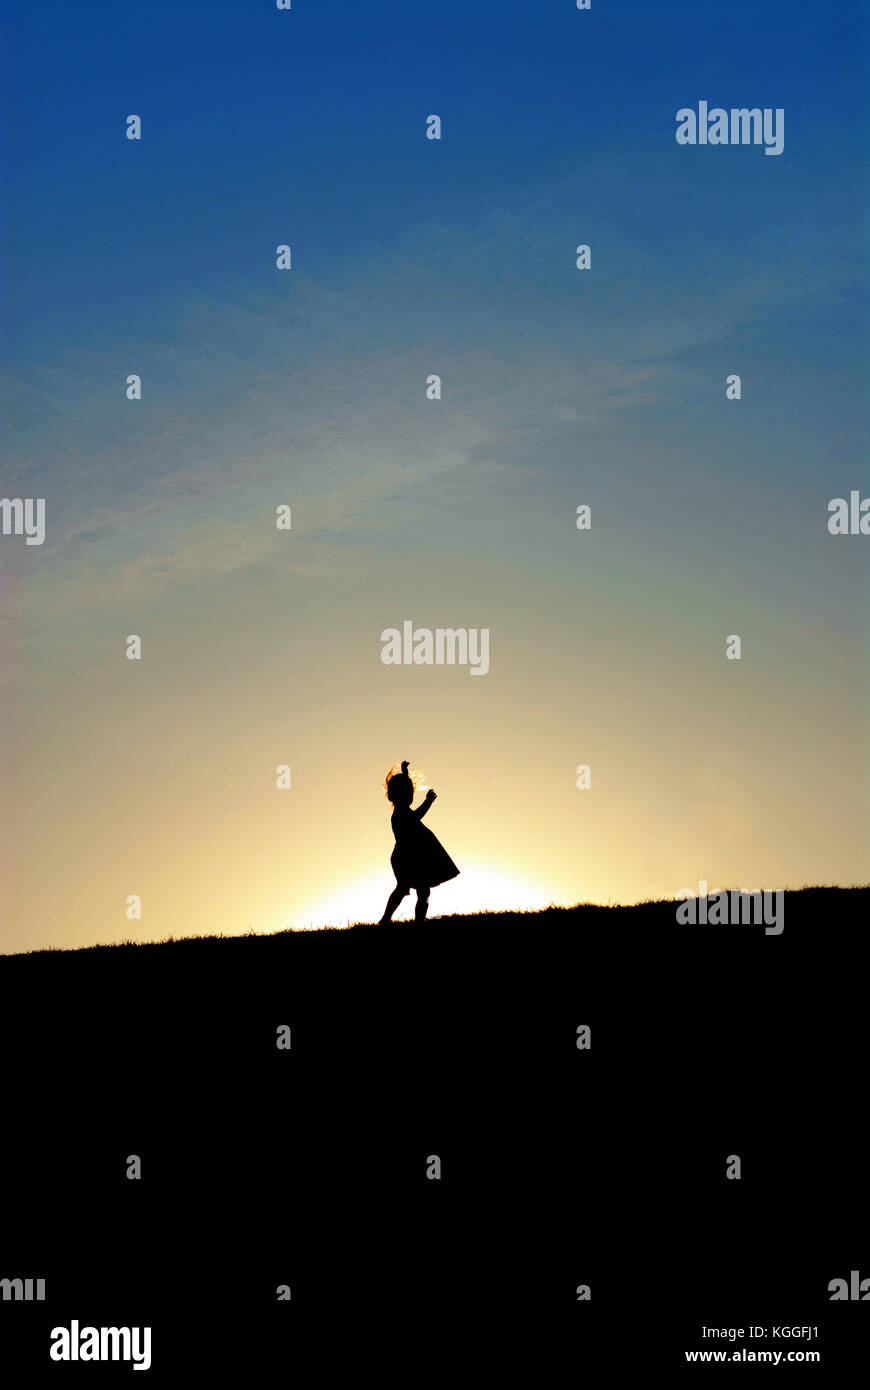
[{"xmin": 3, "ymin": 0, "xmax": 867, "ymax": 349}]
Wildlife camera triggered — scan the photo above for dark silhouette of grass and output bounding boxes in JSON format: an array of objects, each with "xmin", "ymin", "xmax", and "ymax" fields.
[
  {"xmin": 4, "ymin": 887, "xmax": 865, "ymax": 1076},
  {"xmin": 4, "ymin": 885, "xmax": 866, "ymax": 965},
  {"xmin": 2, "ymin": 883, "xmax": 864, "ymax": 1112},
  {"xmin": 2, "ymin": 885, "xmax": 867, "ymax": 1344}
]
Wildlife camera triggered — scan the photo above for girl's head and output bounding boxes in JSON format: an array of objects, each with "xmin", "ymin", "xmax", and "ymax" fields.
[{"xmin": 384, "ymin": 760, "xmax": 426, "ymax": 807}]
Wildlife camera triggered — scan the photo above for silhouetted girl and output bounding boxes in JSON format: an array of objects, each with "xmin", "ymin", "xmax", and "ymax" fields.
[{"xmin": 379, "ymin": 761, "xmax": 459, "ymax": 924}]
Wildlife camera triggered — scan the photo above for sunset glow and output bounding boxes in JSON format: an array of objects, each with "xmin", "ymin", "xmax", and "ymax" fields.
[{"xmin": 296, "ymin": 862, "xmax": 555, "ymax": 931}]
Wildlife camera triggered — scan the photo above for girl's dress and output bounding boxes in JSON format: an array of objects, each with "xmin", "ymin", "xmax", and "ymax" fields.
[{"xmin": 390, "ymin": 805, "xmax": 460, "ymax": 888}]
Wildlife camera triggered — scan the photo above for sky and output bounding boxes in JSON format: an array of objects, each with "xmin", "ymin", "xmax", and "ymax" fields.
[{"xmin": 1, "ymin": 0, "xmax": 868, "ymax": 952}]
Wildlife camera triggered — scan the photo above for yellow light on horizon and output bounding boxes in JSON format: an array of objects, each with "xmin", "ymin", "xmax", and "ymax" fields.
[{"xmin": 287, "ymin": 862, "xmax": 555, "ymax": 931}]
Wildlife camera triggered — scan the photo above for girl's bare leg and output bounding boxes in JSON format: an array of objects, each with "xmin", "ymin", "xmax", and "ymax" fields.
[
  {"xmin": 379, "ymin": 885, "xmax": 408, "ymax": 924},
  {"xmin": 414, "ymin": 887, "xmax": 430, "ymax": 922}
]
